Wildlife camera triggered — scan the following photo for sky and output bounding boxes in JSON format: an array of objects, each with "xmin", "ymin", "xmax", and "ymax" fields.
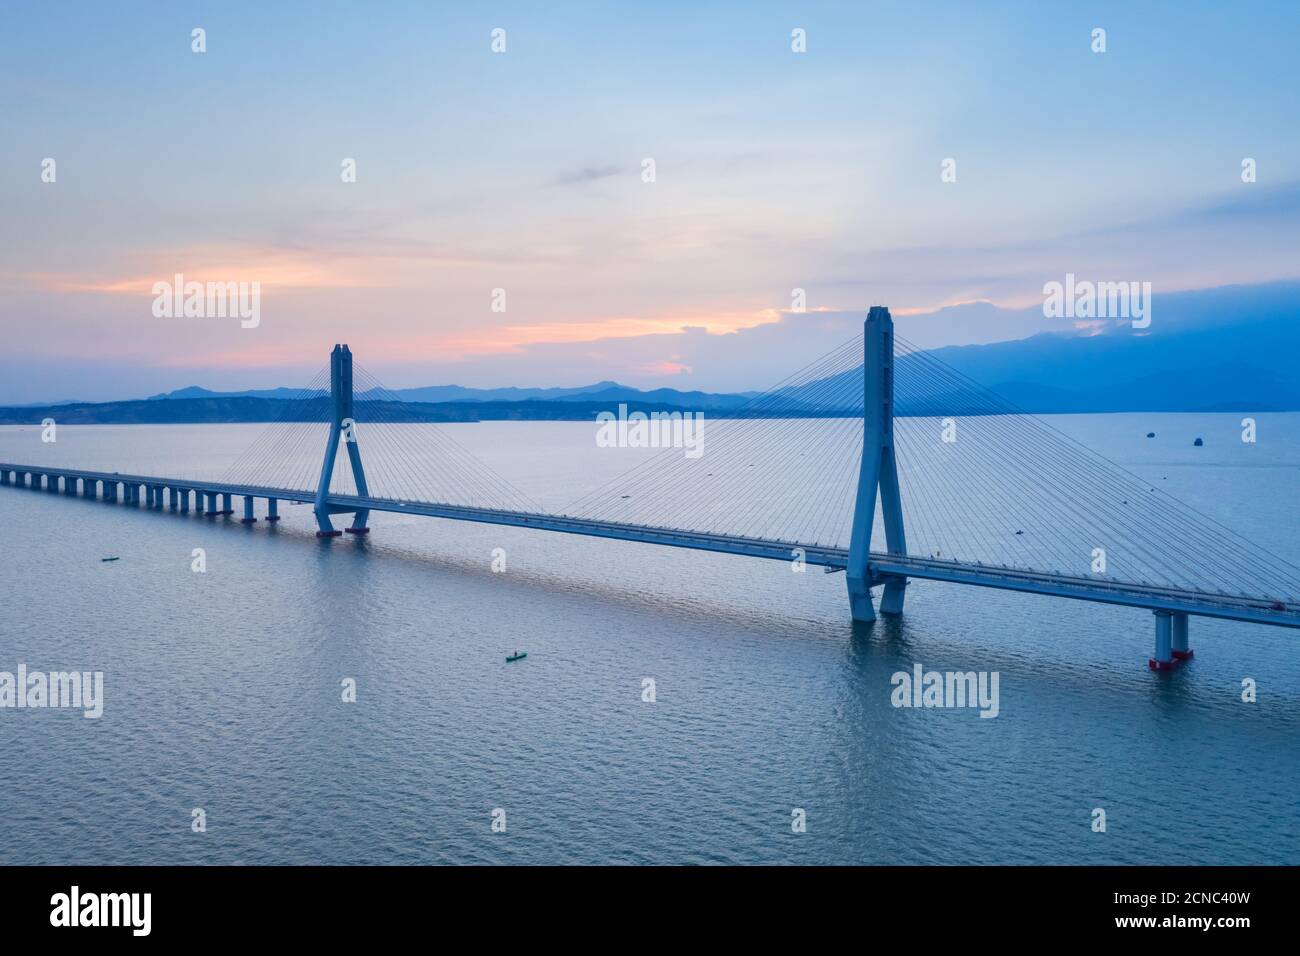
[{"xmin": 1, "ymin": 1, "xmax": 1298, "ymax": 402}]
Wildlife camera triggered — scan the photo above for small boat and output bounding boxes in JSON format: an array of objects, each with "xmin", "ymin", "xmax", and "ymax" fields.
[
  {"xmin": 1146, "ymin": 432, "xmax": 1155, "ymax": 438},
  {"xmin": 506, "ymin": 651, "xmax": 527, "ymax": 663},
  {"xmin": 101, "ymin": 556, "xmax": 120, "ymax": 562},
  {"xmin": 1193, "ymin": 437, "xmax": 1204, "ymax": 446}
]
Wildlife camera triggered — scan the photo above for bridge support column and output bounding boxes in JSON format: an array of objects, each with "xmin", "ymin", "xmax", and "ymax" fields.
[
  {"xmin": 847, "ymin": 307, "xmax": 908, "ymax": 622},
  {"xmin": 221, "ymin": 492, "xmax": 233, "ymax": 515},
  {"xmin": 66, "ymin": 477, "xmax": 77, "ymax": 496},
  {"xmin": 1171, "ymin": 612, "xmax": 1192, "ymax": 661},
  {"xmin": 179, "ymin": 489, "xmax": 189, "ymax": 513},
  {"xmin": 167, "ymin": 487, "xmax": 176, "ymax": 510},
  {"xmin": 266, "ymin": 498, "xmax": 280, "ymax": 522},
  {"xmin": 314, "ymin": 343, "xmax": 370, "ymax": 538},
  {"xmin": 204, "ymin": 492, "xmax": 220, "ymax": 516},
  {"xmin": 1149, "ymin": 610, "xmax": 1179, "ymax": 671},
  {"xmin": 241, "ymin": 495, "xmax": 257, "ymax": 523}
]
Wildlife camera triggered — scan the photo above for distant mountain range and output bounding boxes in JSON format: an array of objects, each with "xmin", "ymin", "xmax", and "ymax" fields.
[
  {"xmin": 928, "ymin": 281, "xmax": 1300, "ymax": 412},
  {"xmin": 144, "ymin": 380, "xmax": 762, "ymax": 407},
  {"xmin": 2, "ymin": 281, "xmax": 1297, "ymax": 423}
]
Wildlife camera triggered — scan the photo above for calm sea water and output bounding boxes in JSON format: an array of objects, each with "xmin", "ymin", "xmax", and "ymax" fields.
[{"xmin": 1, "ymin": 414, "xmax": 1298, "ymax": 865}]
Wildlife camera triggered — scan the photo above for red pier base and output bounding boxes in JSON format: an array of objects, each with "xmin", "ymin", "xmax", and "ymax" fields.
[
  {"xmin": 316, "ymin": 530, "xmax": 342, "ymax": 538},
  {"xmin": 1148, "ymin": 657, "xmax": 1182, "ymax": 672},
  {"xmin": 1172, "ymin": 649, "xmax": 1195, "ymax": 661},
  {"xmin": 344, "ymin": 527, "xmax": 370, "ymax": 535}
]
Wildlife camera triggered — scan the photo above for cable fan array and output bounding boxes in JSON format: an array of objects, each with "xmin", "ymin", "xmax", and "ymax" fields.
[
  {"xmin": 561, "ymin": 331, "xmax": 1300, "ymax": 603},
  {"xmin": 562, "ymin": 334, "xmax": 870, "ymax": 547},
  {"xmin": 889, "ymin": 334, "xmax": 1300, "ymax": 602},
  {"xmin": 219, "ymin": 362, "xmax": 541, "ymax": 514}
]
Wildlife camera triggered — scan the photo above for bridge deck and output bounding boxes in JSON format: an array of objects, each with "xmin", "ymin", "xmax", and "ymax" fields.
[{"xmin": 3, "ymin": 461, "xmax": 1298, "ymax": 629}]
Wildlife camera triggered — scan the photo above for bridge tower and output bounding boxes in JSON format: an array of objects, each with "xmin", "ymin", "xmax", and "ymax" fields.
[
  {"xmin": 313, "ymin": 344, "xmax": 372, "ymax": 537},
  {"xmin": 847, "ymin": 306, "xmax": 908, "ymax": 621}
]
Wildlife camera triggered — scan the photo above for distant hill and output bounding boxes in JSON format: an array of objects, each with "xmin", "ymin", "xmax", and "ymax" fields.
[
  {"xmin": 922, "ymin": 281, "xmax": 1300, "ymax": 412},
  {"xmin": 0, "ymin": 396, "xmax": 752, "ymax": 426},
  {"xmin": 146, "ymin": 380, "xmax": 760, "ymax": 408}
]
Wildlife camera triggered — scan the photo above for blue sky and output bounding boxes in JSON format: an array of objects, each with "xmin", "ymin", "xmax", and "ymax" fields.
[{"xmin": 2, "ymin": 1, "xmax": 1298, "ymax": 401}]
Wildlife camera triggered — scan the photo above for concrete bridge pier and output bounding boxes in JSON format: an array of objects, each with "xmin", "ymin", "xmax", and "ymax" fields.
[
  {"xmin": 1171, "ymin": 612, "xmax": 1193, "ymax": 661},
  {"xmin": 167, "ymin": 487, "xmax": 176, "ymax": 510},
  {"xmin": 65, "ymin": 477, "xmax": 78, "ymax": 496},
  {"xmin": 221, "ymin": 492, "xmax": 233, "ymax": 515},
  {"xmin": 1150, "ymin": 610, "xmax": 1178, "ymax": 671},
  {"xmin": 204, "ymin": 492, "xmax": 220, "ymax": 517},
  {"xmin": 178, "ymin": 489, "xmax": 190, "ymax": 513},
  {"xmin": 241, "ymin": 495, "xmax": 257, "ymax": 523},
  {"xmin": 266, "ymin": 498, "xmax": 280, "ymax": 522}
]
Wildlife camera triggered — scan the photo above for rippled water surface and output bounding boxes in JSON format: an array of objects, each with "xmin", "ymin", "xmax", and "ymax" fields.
[{"xmin": 1, "ymin": 414, "xmax": 1298, "ymax": 864}]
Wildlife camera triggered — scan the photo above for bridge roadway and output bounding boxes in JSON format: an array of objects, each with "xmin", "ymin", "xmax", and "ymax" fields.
[{"xmin": 3, "ymin": 461, "xmax": 1298, "ymax": 630}]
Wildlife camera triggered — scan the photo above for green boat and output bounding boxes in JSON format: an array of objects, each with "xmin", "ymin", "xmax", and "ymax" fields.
[{"xmin": 506, "ymin": 651, "xmax": 527, "ymax": 663}]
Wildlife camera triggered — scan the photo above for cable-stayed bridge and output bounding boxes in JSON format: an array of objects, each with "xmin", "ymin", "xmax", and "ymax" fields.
[{"xmin": 3, "ymin": 307, "xmax": 1298, "ymax": 669}]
